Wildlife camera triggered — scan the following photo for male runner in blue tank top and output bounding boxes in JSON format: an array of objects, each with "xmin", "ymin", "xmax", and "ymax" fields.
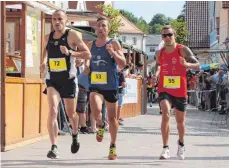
[
  {"xmin": 40, "ymin": 10, "xmax": 91, "ymax": 159},
  {"xmin": 86, "ymin": 17, "xmax": 126, "ymax": 160}
]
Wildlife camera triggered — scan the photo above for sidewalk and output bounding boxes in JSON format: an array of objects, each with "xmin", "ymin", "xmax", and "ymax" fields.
[{"xmin": 1, "ymin": 104, "xmax": 229, "ymax": 168}]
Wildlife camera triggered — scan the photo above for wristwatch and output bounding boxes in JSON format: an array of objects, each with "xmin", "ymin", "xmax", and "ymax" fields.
[{"xmin": 68, "ymin": 49, "xmax": 72, "ymax": 56}]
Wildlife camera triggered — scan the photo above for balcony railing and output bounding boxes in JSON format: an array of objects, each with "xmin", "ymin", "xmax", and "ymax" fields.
[{"xmin": 222, "ymin": 1, "xmax": 229, "ymax": 8}]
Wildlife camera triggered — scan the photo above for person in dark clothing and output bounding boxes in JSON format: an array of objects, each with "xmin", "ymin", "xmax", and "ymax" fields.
[
  {"xmin": 40, "ymin": 10, "xmax": 91, "ymax": 159},
  {"xmin": 117, "ymin": 68, "xmax": 126, "ymax": 125}
]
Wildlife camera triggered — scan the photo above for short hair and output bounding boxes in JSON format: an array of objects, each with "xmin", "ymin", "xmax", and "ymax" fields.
[
  {"xmin": 97, "ymin": 16, "xmax": 108, "ymax": 22},
  {"xmin": 53, "ymin": 9, "xmax": 67, "ymax": 17},
  {"xmin": 161, "ymin": 25, "xmax": 176, "ymax": 34}
]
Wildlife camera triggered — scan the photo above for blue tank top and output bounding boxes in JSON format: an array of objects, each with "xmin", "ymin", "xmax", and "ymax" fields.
[{"xmin": 89, "ymin": 39, "xmax": 118, "ymax": 90}]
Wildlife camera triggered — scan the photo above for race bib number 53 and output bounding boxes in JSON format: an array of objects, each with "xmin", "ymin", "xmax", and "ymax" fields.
[
  {"xmin": 163, "ymin": 76, "xmax": 180, "ymax": 89},
  {"xmin": 49, "ymin": 58, "xmax": 67, "ymax": 72},
  {"xmin": 91, "ymin": 72, "xmax": 107, "ymax": 84}
]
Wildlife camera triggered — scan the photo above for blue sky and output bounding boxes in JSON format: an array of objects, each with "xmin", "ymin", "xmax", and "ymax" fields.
[{"xmin": 113, "ymin": 1, "xmax": 185, "ymax": 23}]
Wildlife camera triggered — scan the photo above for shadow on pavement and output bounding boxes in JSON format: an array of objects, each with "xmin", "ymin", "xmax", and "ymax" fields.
[
  {"xmin": 1, "ymin": 159, "xmax": 161, "ymax": 167},
  {"xmin": 194, "ymin": 144, "xmax": 229, "ymax": 147},
  {"xmin": 115, "ymin": 156, "xmax": 229, "ymax": 161}
]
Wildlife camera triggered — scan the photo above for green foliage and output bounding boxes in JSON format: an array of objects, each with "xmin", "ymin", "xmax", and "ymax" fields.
[
  {"xmin": 171, "ymin": 18, "xmax": 188, "ymax": 45},
  {"xmin": 96, "ymin": 4, "xmax": 121, "ymax": 38},
  {"xmin": 148, "ymin": 14, "xmax": 174, "ymax": 34},
  {"xmin": 120, "ymin": 10, "xmax": 149, "ymax": 34},
  {"xmin": 149, "ymin": 24, "xmax": 163, "ymax": 34},
  {"xmin": 149, "ymin": 13, "xmax": 173, "ymax": 27}
]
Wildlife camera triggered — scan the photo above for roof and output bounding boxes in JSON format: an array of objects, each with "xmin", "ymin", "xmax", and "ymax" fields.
[
  {"xmin": 118, "ymin": 15, "xmax": 144, "ymax": 35},
  {"xmin": 66, "ymin": 11, "xmax": 101, "ymax": 22},
  {"xmin": 146, "ymin": 35, "xmax": 162, "ymax": 46},
  {"xmin": 68, "ymin": 26, "xmax": 148, "ymax": 57}
]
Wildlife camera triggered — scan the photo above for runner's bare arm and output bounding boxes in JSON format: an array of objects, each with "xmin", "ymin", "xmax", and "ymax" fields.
[
  {"xmin": 83, "ymin": 41, "xmax": 92, "ymax": 75},
  {"xmin": 155, "ymin": 51, "xmax": 161, "ymax": 78},
  {"xmin": 181, "ymin": 46, "xmax": 200, "ymax": 70},
  {"xmin": 111, "ymin": 40, "xmax": 126, "ymax": 69},
  {"xmin": 70, "ymin": 30, "xmax": 91, "ymax": 59}
]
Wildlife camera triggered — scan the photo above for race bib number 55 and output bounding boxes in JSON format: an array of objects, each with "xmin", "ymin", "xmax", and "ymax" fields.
[
  {"xmin": 91, "ymin": 72, "xmax": 107, "ymax": 84},
  {"xmin": 163, "ymin": 76, "xmax": 180, "ymax": 89}
]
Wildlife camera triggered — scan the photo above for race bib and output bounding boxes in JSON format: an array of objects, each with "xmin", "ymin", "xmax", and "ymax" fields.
[
  {"xmin": 91, "ymin": 72, "xmax": 107, "ymax": 84},
  {"xmin": 163, "ymin": 76, "xmax": 180, "ymax": 89},
  {"xmin": 49, "ymin": 58, "xmax": 67, "ymax": 72}
]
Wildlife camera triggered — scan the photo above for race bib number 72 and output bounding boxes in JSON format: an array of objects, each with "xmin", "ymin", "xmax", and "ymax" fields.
[{"xmin": 49, "ymin": 58, "xmax": 67, "ymax": 72}]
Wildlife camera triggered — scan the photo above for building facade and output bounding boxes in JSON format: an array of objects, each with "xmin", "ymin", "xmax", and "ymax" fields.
[
  {"xmin": 118, "ymin": 15, "xmax": 146, "ymax": 51},
  {"xmin": 186, "ymin": 1, "xmax": 211, "ymax": 49}
]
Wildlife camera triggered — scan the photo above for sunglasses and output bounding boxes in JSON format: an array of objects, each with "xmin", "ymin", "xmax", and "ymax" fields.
[{"xmin": 161, "ymin": 33, "xmax": 173, "ymax": 38}]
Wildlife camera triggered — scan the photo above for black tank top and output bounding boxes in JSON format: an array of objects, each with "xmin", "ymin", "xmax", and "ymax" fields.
[{"xmin": 46, "ymin": 29, "xmax": 73, "ymax": 81}]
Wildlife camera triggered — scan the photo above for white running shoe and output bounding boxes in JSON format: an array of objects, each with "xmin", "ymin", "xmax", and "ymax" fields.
[
  {"xmin": 159, "ymin": 147, "xmax": 170, "ymax": 160},
  {"xmin": 177, "ymin": 141, "xmax": 185, "ymax": 160}
]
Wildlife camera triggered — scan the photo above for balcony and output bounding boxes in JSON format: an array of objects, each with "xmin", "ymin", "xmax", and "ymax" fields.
[{"xmin": 222, "ymin": 1, "xmax": 229, "ymax": 9}]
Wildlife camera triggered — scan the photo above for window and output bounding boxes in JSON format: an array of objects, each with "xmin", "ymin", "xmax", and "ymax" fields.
[
  {"xmin": 122, "ymin": 36, "xmax": 126, "ymax": 43},
  {"xmin": 150, "ymin": 47, "xmax": 155, "ymax": 52},
  {"xmin": 133, "ymin": 37, "xmax": 137, "ymax": 45}
]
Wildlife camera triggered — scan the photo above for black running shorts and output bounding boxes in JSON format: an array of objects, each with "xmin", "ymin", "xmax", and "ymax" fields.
[
  {"xmin": 76, "ymin": 88, "xmax": 88, "ymax": 113},
  {"xmin": 158, "ymin": 92, "xmax": 187, "ymax": 112},
  {"xmin": 45, "ymin": 78, "xmax": 77, "ymax": 99},
  {"xmin": 89, "ymin": 87, "xmax": 118, "ymax": 103}
]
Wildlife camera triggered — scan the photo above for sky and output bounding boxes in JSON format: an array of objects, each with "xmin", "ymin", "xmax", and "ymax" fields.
[{"xmin": 113, "ymin": 1, "xmax": 185, "ymax": 23}]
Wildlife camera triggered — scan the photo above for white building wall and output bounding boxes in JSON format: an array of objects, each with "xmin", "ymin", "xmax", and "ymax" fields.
[
  {"xmin": 145, "ymin": 46, "xmax": 158, "ymax": 57},
  {"xmin": 120, "ymin": 34, "xmax": 144, "ymax": 51},
  {"xmin": 219, "ymin": 23, "xmax": 228, "ymax": 48}
]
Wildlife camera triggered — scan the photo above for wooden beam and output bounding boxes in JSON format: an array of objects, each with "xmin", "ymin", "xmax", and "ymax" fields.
[
  {"xmin": 133, "ymin": 51, "xmax": 136, "ymax": 74},
  {"xmin": 21, "ymin": 3, "xmax": 26, "ymax": 138},
  {"xmin": 6, "ymin": 12, "xmax": 21, "ymax": 18},
  {"xmin": 6, "ymin": 1, "xmax": 22, "ymax": 5},
  {"xmin": 1, "ymin": 1, "xmax": 6, "ymax": 152},
  {"xmin": 21, "ymin": 3, "xmax": 26, "ymax": 78},
  {"xmin": 67, "ymin": 14, "xmax": 98, "ymax": 22},
  {"xmin": 39, "ymin": 11, "xmax": 45, "ymax": 134},
  {"xmin": 40, "ymin": 12, "xmax": 45, "ymax": 79}
]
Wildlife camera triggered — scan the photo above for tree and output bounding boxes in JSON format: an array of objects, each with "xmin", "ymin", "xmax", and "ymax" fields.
[
  {"xmin": 120, "ymin": 10, "xmax": 149, "ymax": 34},
  {"xmin": 96, "ymin": 4, "xmax": 121, "ymax": 38},
  {"xmin": 148, "ymin": 14, "xmax": 173, "ymax": 34},
  {"xmin": 177, "ymin": 4, "xmax": 186, "ymax": 21},
  {"xmin": 149, "ymin": 13, "xmax": 171, "ymax": 26},
  {"xmin": 171, "ymin": 18, "xmax": 188, "ymax": 45},
  {"xmin": 120, "ymin": 10, "xmax": 138, "ymax": 24},
  {"xmin": 149, "ymin": 24, "xmax": 163, "ymax": 34}
]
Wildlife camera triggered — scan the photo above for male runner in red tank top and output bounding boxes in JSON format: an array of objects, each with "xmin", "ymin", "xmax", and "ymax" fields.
[{"xmin": 154, "ymin": 25, "xmax": 200, "ymax": 160}]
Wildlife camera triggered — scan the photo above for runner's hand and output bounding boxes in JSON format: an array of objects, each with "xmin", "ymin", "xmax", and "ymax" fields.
[
  {"xmin": 75, "ymin": 59, "xmax": 83, "ymax": 67},
  {"xmin": 83, "ymin": 65, "xmax": 90, "ymax": 75},
  {"xmin": 106, "ymin": 43, "xmax": 115, "ymax": 57},
  {"xmin": 60, "ymin": 45, "xmax": 69, "ymax": 56},
  {"xmin": 40, "ymin": 62, "xmax": 46, "ymax": 73},
  {"xmin": 180, "ymin": 57, "xmax": 189, "ymax": 68}
]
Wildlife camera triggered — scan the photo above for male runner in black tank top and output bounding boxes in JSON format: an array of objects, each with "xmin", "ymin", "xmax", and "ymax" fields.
[{"xmin": 40, "ymin": 10, "xmax": 91, "ymax": 159}]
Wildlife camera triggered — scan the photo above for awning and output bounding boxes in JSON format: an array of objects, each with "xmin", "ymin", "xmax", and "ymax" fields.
[
  {"xmin": 200, "ymin": 63, "xmax": 220, "ymax": 70},
  {"xmin": 67, "ymin": 11, "xmax": 101, "ymax": 22}
]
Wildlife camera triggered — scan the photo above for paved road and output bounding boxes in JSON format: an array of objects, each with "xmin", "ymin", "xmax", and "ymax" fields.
[{"xmin": 1, "ymin": 104, "xmax": 229, "ymax": 168}]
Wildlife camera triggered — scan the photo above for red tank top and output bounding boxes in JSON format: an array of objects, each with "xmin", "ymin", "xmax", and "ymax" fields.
[{"xmin": 157, "ymin": 44, "xmax": 187, "ymax": 98}]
